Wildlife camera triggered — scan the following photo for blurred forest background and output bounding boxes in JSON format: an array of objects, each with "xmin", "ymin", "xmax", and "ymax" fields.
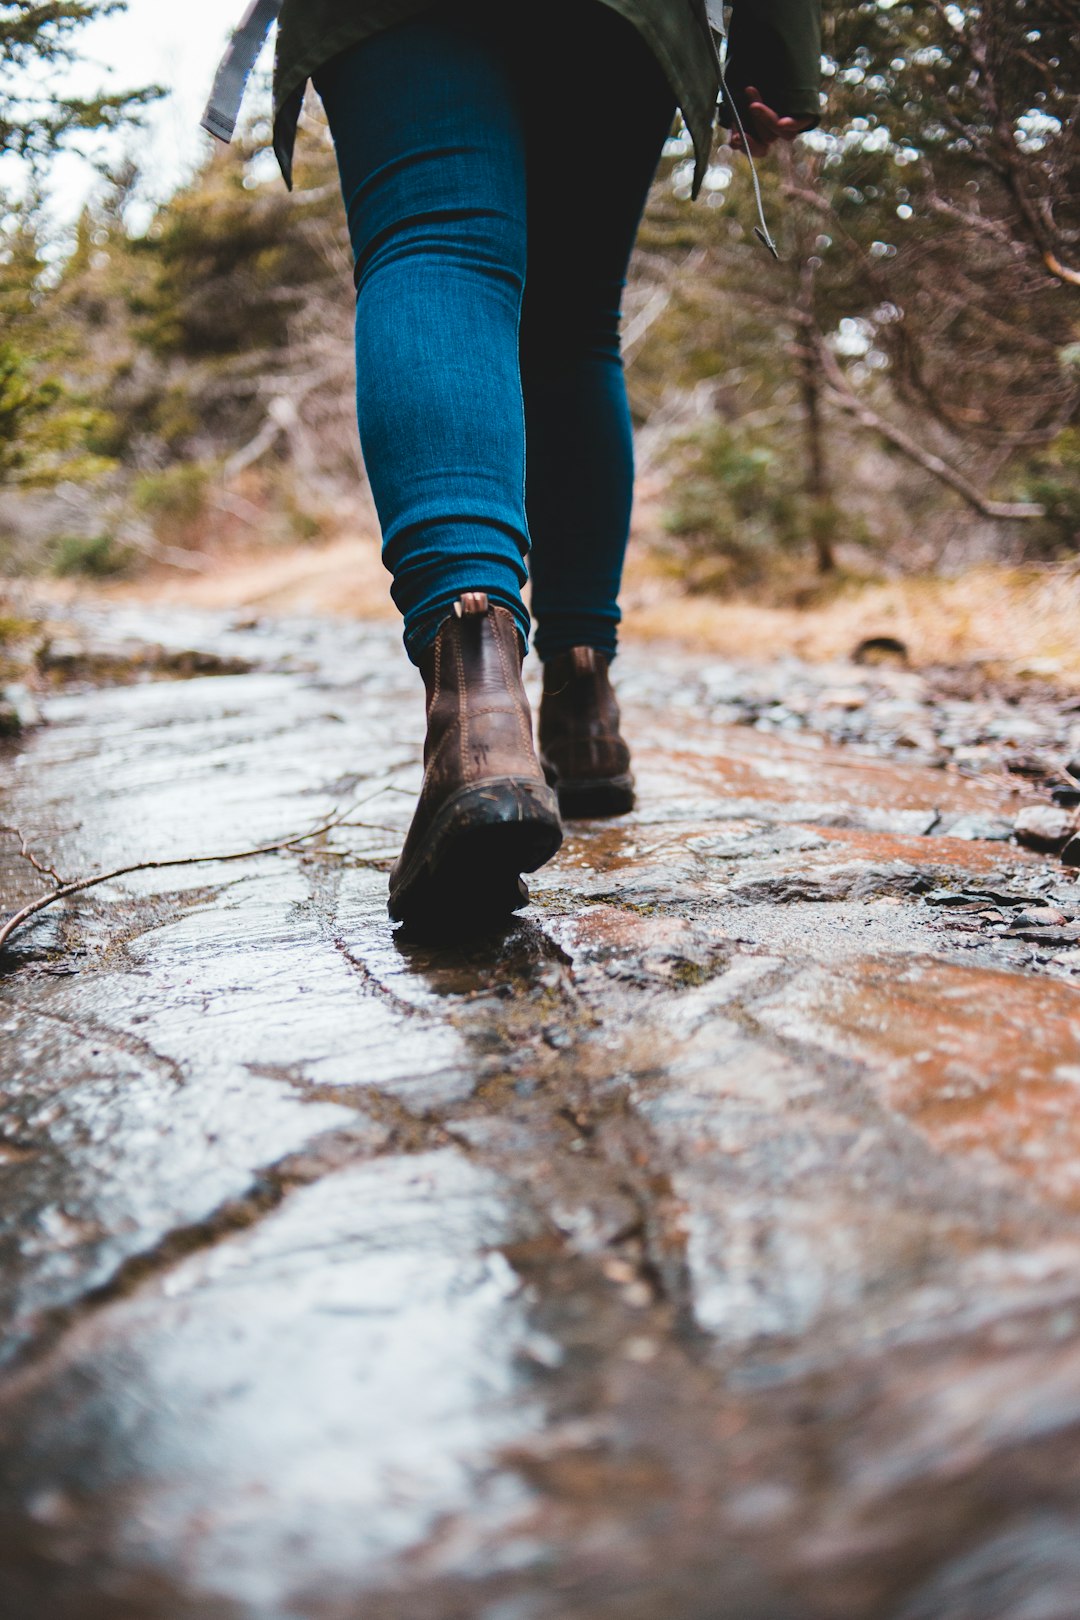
[{"xmin": 0, "ymin": 0, "xmax": 1078, "ymax": 655}]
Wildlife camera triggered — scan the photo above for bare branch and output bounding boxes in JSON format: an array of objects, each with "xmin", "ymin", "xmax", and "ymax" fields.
[
  {"xmin": 0, "ymin": 781, "xmax": 404, "ymax": 955},
  {"xmin": 623, "ymin": 248, "xmax": 708, "ymax": 363},
  {"xmin": 1044, "ymin": 248, "xmax": 1080, "ymax": 289},
  {"xmin": 0, "ymin": 825, "xmax": 68, "ymax": 888},
  {"xmin": 814, "ymin": 341, "xmax": 1046, "ymax": 522}
]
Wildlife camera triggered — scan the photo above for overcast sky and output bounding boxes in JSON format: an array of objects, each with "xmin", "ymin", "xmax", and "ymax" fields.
[{"xmin": 9, "ymin": 0, "xmax": 276, "ymax": 227}]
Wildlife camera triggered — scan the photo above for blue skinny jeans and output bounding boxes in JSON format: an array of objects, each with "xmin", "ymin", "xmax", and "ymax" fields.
[{"xmin": 315, "ymin": 0, "xmax": 675, "ymax": 663}]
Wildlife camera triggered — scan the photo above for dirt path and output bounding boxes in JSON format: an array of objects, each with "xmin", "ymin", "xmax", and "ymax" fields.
[{"xmin": 2, "ymin": 605, "xmax": 1080, "ymax": 1619}]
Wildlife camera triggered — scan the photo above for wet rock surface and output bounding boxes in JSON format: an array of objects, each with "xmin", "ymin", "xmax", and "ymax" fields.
[{"xmin": 2, "ymin": 607, "xmax": 1080, "ymax": 1619}]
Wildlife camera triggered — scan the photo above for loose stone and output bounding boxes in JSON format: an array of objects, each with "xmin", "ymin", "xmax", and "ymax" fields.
[{"xmin": 1014, "ymin": 805, "xmax": 1080, "ymax": 852}]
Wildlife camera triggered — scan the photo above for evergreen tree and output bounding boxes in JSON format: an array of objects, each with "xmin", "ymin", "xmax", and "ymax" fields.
[
  {"xmin": 631, "ymin": 0, "xmax": 1080, "ymax": 575},
  {"xmin": 0, "ymin": 2, "xmax": 157, "ymax": 169},
  {"xmin": 0, "ymin": 2, "xmax": 157, "ymax": 485}
]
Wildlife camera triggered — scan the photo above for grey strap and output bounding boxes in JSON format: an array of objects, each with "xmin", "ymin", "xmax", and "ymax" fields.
[{"xmin": 201, "ymin": 0, "xmax": 283, "ymax": 143}]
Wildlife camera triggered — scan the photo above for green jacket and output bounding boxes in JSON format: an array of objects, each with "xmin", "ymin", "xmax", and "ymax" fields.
[{"xmin": 272, "ymin": 0, "xmax": 821, "ymax": 198}]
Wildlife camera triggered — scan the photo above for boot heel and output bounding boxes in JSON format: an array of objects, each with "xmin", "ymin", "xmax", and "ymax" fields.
[
  {"xmin": 554, "ymin": 774, "xmax": 636, "ymax": 819},
  {"xmin": 539, "ymin": 646, "xmax": 635, "ymax": 820},
  {"xmin": 389, "ymin": 600, "xmax": 563, "ymax": 933},
  {"xmin": 389, "ymin": 779, "xmax": 562, "ymax": 927}
]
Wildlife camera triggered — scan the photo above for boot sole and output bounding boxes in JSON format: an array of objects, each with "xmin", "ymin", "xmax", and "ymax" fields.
[
  {"xmin": 544, "ymin": 769, "xmax": 636, "ymax": 820},
  {"xmin": 388, "ymin": 778, "xmax": 563, "ymax": 931}
]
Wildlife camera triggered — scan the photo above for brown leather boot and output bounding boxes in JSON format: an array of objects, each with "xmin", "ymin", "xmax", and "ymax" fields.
[
  {"xmin": 388, "ymin": 592, "xmax": 563, "ymax": 929},
  {"xmin": 538, "ymin": 646, "xmax": 635, "ymax": 818}
]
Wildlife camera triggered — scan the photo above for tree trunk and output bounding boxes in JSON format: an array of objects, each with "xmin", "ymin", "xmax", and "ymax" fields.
[
  {"xmin": 794, "ymin": 235, "xmax": 836, "ymax": 575},
  {"xmin": 800, "ymin": 356, "xmax": 836, "ymax": 573}
]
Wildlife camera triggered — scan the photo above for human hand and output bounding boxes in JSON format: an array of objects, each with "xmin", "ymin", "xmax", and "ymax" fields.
[{"xmin": 729, "ymin": 86, "xmax": 813, "ymax": 157}]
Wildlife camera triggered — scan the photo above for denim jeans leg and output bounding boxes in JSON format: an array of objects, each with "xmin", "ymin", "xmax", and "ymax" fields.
[
  {"xmin": 315, "ymin": 12, "xmax": 531, "ymax": 662},
  {"xmin": 520, "ymin": 5, "xmax": 676, "ymax": 664}
]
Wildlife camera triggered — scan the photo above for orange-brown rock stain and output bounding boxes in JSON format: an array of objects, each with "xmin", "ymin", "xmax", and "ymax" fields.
[{"xmin": 824, "ymin": 958, "xmax": 1080, "ymax": 1207}]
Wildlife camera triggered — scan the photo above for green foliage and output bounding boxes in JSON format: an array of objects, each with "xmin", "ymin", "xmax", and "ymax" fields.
[
  {"xmin": 49, "ymin": 531, "xmax": 133, "ymax": 577},
  {"xmin": 132, "ymin": 461, "xmax": 210, "ymax": 523},
  {"xmin": 0, "ymin": 5, "xmax": 157, "ymax": 486},
  {"xmin": 0, "ymin": 309, "xmax": 109, "ymax": 486},
  {"xmin": 626, "ymin": 0, "xmax": 1080, "ymax": 592},
  {"xmin": 0, "ymin": 2, "xmax": 159, "ymax": 171},
  {"xmin": 0, "ymin": 613, "xmax": 38, "ymax": 643},
  {"xmin": 668, "ymin": 427, "xmax": 790, "ymax": 541},
  {"xmin": 664, "ymin": 419, "xmax": 852, "ymax": 589},
  {"xmin": 134, "ymin": 140, "xmax": 338, "ymax": 360},
  {"xmin": 0, "ymin": 340, "xmax": 60, "ymax": 477},
  {"xmin": 1015, "ymin": 429, "xmax": 1080, "ymax": 557},
  {"xmin": 283, "ymin": 499, "xmax": 324, "ymax": 544},
  {"xmin": 0, "ymin": 327, "xmax": 117, "ymax": 486}
]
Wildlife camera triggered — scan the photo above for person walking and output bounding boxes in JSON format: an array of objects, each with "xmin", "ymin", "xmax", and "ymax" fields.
[{"xmin": 209, "ymin": 0, "xmax": 821, "ymax": 930}]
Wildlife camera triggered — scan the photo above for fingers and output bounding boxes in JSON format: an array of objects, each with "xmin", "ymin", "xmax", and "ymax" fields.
[
  {"xmin": 747, "ymin": 97, "xmax": 782, "ymax": 145},
  {"xmin": 730, "ymin": 89, "xmax": 767, "ymax": 156},
  {"xmin": 730, "ymin": 87, "xmax": 813, "ymax": 156},
  {"xmin": 729, "ymin": 129, "xmax": 769, "ymax": 157}
]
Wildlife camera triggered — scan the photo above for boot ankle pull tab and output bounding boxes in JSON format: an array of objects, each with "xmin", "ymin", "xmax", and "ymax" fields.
[
  {"xmin": 570, "ymin": 646, "xmax": 600, "ymax": 676},
  {"xmin": 454, "ymin": 592, "xmax": 489, "ymax": 618}
]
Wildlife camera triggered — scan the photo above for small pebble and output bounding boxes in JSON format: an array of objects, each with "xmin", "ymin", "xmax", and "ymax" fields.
[
  {"xmin": 1014, "ymin": 806, "xmax": 1079, "ymax": 852},
  {"xmin": 819, "ymin": 688, "xmax": 867, "ymax": 711},
  {"xmin": 942, "ymin": 814, "xmax": 1013, "ymax": 842}
]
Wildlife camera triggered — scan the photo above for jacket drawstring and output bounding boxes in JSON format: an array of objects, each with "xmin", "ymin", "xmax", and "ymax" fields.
[{"xmin": 705, "ymin": 0, "xmax": 779, "ymax": 259}]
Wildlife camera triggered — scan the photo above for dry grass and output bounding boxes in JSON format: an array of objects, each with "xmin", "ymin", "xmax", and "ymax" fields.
[
  {"xmin": 620, "ymin": 550, "xmax": 1080, "ymax": 685},
  {"xmin": 43, "ymin": 531, "xmax": 395, "ymax": 624},
  {"xmin": 31, "ymin": 526, "xmax": 1080, "ymax": 688}
]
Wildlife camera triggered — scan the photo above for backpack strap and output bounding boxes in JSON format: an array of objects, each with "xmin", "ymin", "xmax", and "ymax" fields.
[{"xmin": 201, "ymin": 0, "xmax": 283, "ymax": 143}]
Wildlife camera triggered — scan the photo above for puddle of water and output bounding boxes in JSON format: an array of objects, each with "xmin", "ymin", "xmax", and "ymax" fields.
[
  {"xmin": 0, "ymin": 1152, "xmax": 544, "ymax": 1613},
  {"xmin": 0, "ymin": 997, "xmax": 359, "ymax": 1361},
  {"xmin": 113, "ymin": 869, "xmax": 471, "ymax": 1102}
]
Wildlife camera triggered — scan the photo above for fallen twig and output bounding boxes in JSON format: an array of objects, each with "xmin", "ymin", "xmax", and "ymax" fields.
[
  {"xmin": 1, "ymin": 824, "xmax": 69, "ymax": 888},
  {"xmin": 0, "ymin": 781, "xmax": 402, "ymax": 955}
]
